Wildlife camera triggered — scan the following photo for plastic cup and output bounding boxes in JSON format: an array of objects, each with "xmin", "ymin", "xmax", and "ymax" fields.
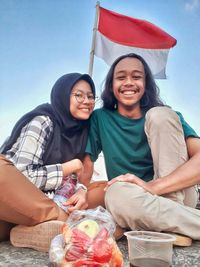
[{"xmin": 125, "ymin": 231, "xmax": 176, "ymax": 267}]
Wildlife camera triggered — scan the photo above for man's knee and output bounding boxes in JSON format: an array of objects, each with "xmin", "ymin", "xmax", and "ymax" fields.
[
  {"xmin": 105, "ymin": 182, "xmax": 145, "ymax": 217},
  {"xmin": 145, "ymin": 107, "xmax": 180, "ymax": 129},
  {"xmin": 105, "ymin": 182, "xmax": 162, "ymax": 230}
]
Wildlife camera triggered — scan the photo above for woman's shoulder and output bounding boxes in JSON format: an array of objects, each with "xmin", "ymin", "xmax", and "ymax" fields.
[
  {"xmin": 30, "ymin": 115, "xmax": 52, "ymax": 124},
  {"xmin": 27, "ymin": 115, "xmax": 54, "ymax": 133}
]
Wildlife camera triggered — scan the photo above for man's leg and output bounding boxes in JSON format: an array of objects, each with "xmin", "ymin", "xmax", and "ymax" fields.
[
  {"xmin": 105, "ymin": 182, "xmax": 200, "ymax": 240},
  {"xmin": 87, "ymin": 181, "xmax": 124, "ymax": 240},
  {"xmin": 145, "ymin": 107, "xmax": 198, "ymax": 207},
  {"xmin": 87, "ymin": 181, "xmax": 107, "ymax": 208},
  {"xmin": 105, "ymin": 107, "xmax": 200, "ymax": 239}
]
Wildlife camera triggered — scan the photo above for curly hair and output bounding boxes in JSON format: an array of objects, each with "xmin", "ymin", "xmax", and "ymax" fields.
[{"xmin": 101, "ymin": 53, "xmax": 165, "ymax": 112}]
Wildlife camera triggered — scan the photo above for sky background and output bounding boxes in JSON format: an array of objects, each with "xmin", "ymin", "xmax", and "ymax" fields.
[{"xmin": 1, "ymin": 0, "xmax": 200, "ymax": 145}]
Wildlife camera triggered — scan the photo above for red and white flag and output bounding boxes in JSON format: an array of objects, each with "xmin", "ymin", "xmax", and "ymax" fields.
[{"xmin": 94, "ymin": 6, "xmax": 177, "ymax": 79}]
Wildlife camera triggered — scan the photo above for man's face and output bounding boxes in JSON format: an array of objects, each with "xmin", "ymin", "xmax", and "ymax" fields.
[{"xmin": 112, "ymin": 57, "xmax": 145, "ymax": 115}]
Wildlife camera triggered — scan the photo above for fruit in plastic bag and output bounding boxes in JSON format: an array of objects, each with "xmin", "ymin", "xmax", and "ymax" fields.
[
  {"xmin": 109, "ymin": 241, "xmax": 123, "ymax": 267},
  {"xmin": 65, "ymin": 228, "xmax": 91, "ymax": 262},
  {"xmin": 49, "ymin": 206, "xmax": 123, "ymax": 267},
  {"xmin": 92, "ymin": 228, "xmax": 112, "ymax": 263},
  {"xmin": 77, "ymin": 219, "xmax": 100, "ymax": 238}
]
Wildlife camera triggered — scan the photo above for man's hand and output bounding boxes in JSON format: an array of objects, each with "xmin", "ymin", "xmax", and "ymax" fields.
[
  {"xmin": 104, "ymin": 173, "xmax": 156, "ymax": 194},
  {"xmin": 64, "ymin": 189, "xmax": 88, "ymax": 213}
]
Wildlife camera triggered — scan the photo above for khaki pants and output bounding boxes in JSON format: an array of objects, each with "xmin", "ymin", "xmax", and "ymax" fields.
[
  {"xmin": 105, "ymin": 107, "xmax": 200, "ymax": 239},
  {"xmin": 0, "ymin": 155, "xmax": 68, "ymax": 241}
]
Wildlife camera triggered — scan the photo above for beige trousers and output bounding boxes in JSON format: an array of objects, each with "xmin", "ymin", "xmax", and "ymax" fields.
[
  {"xmin": 0, "ymin": 155, "xmax": 68, "ymax": 241},
  {"xmin": 105, "ymin": 107, "xmax": 200, "ymax": 240}
]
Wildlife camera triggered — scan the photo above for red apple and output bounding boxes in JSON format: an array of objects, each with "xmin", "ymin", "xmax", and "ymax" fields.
[
  {"xmin": 65, "ymin": 228, "xmax": 91, "ymax": 262},
  {"xmin": 92, "ymin": 228, "xmax": 112, "ymax": 263},
  {"xmin": 109, "ymin": 241, "xmax": 123, "ymax": 267},
  {"xmin": 74, "ymin": 259, "xmax": 102, "ymax": 267}
]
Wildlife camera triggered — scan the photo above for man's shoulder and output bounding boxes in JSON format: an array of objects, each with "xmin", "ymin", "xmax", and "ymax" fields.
[
  {"xmin": 91, "ymin": 108, "xmax": 114, "ymax": 125},
  {"xmin": 93, "ymin": 107, "xmax": 111, "ymax": 116}
]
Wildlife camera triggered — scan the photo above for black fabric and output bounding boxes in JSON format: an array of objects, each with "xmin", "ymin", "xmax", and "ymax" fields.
[{"xmin": 2, "ymin": 73, "xmax": 95, "ymax": 164}]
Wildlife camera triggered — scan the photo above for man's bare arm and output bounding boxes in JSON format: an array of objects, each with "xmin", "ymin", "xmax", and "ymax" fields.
[
  {"xmin": 79, "ymin": 154, "xmax": 94, "ymax": 187},
  {"xmin": 105, "ymin": 137, "xmax": 200, "ymax": 196},
  {"xmin": 148, "ymin": 137, "xmax": 200, "ymax": 195}
]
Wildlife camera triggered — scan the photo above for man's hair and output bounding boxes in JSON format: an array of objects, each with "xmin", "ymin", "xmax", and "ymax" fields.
[{"xmin": 101, "ymin": 53, "xmax": 165, "ymax": 112}]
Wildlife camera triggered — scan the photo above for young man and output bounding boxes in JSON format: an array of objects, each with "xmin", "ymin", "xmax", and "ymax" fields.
[{"xmin": 81, "ymin": 53, "xmax": 200, "ymax": 241}]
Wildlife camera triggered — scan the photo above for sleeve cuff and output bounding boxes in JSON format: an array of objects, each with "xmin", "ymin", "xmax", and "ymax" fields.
[
  {"xmin": 75, "ymin": 183, "xmax": 88, "ymax": 192},
  {"xmin": 45, "ymin": 164, "xmax": 63, "ymax": 191}
]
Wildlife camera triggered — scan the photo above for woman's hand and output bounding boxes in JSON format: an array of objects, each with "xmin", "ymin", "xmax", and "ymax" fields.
[
  {"xmin": 62, "ymin": 159, "xmax": 84, "ymax": 178},
  {"xmin": 64, "ymin": 189, "xmax": 88, "ymax": 213},
  {"xmin": 104, "ymin": 173, "xmax": 155, "ymax": 194}
]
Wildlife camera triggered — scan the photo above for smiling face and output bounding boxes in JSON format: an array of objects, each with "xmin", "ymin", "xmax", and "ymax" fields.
[
  {"xmin": 70, "ymin": 80, "xmax": 95, "ymax": 120},
  {"xmin": 112, "ymin": 57, "xmax": 145, "ymax": 118}
]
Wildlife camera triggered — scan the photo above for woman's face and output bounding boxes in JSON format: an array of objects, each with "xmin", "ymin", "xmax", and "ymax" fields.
[
  {"xmin": 112, "ymin": 57, "xmax": 145, "ymax": 116},
  {"xmin": 70, "ymin": 80, "xmax": 95, "ymax": 120}
]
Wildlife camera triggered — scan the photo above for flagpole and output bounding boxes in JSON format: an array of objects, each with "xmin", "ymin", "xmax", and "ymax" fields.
[{"xmin": 88, "ymin": 1, "xmax": 100, "ymax": 77}]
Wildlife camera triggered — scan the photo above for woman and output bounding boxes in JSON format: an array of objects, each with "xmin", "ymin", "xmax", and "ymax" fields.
[
  {"xmin": 0, "ymin": 72, "xmax": 96, "ymax": 251},
  {"xmin": 81, "ymin": 53, "xmax": 200, "ymax": 241}
]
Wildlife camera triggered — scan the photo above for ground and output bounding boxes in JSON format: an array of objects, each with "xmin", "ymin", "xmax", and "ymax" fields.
[{"xmin": 1, "ymin": 238, "xmax": 200, "ymax": 266}]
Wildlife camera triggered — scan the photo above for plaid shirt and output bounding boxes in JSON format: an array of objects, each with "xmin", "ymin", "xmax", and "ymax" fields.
[{"xmin": 5, "ymin": 115, "xmax": 63, "ymax": 191}]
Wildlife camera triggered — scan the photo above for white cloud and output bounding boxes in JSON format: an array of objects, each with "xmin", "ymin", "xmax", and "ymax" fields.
[{"xmin": 185, "ymin": 0, "xmax": 200, "ymax": 11}]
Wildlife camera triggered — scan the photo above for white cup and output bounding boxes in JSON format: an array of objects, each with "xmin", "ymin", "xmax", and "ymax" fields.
[{"xmin": 125, "ymin": 231, "xmax": 176, "ymax": 267}]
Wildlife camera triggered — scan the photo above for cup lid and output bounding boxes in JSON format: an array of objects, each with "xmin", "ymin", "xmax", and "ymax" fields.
[{"xmin": 125, "ymin": 231, "xmax": 176, "ymax": 243}]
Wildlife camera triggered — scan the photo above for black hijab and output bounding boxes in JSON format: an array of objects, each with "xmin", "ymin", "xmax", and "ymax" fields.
[{"xmin": 2, "ymin": 73, "xmax": 96, "ymax": 164}]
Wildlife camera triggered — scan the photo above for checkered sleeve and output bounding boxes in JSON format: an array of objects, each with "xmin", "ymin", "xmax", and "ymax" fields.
[{"xmin": 6, "ymin": 116, "xmax": 63, "ymax": 191}]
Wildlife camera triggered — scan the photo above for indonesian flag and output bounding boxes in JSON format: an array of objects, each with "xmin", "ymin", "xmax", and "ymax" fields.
[{"xmin": 94, "ymin": 7, "xmax": 177, "ymax": 79}]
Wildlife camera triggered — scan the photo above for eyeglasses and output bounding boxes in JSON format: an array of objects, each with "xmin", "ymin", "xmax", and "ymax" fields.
[{"xmin": 71, "ymin": 92, "xmax": 98, "ymax": 104}]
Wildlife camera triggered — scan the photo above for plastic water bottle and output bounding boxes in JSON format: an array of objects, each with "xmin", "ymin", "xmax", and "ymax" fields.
[{"xmin": 53, "ymin": 174, "xmax": 77, "ymax": 211}]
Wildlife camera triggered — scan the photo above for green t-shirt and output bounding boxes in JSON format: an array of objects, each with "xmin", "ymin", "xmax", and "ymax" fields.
[{"xmin": 86, "ymin": 108, "xmax": 199, "ymax": 181}]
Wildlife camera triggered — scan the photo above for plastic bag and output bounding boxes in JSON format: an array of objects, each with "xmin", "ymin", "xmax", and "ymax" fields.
[{"xmin": 49, "ymin": 206, "xmax": 123, "ymax": 267}]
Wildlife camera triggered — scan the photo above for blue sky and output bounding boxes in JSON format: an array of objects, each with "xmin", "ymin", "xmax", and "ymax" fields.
[{"xmin": 1, "ymin": 0, "xmax": 200, "ymax": 144}]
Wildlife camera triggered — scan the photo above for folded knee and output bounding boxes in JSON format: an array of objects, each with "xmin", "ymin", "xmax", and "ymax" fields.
[
  {"xmin": 145, "ymin": 107, "xmax": 180, "ymax": 128},
  {"xmin": 105, "ymin": 182, "xmax": 145, "ymax": 216}
]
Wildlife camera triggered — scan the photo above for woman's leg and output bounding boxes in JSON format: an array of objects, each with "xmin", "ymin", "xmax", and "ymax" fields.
[
  {"xmin": 0, "ymin": 155, "xmax": 68, "ymax": 250},
  {"xmin": 144, "ymin": 107, "xmax": 198, "ymax": 207},
  {"xmin": 0, "ymin": 220, "xmax": 14, "ymax": 242},
  {"xmin": 0, "ymin": 155, "xmax": 67, "ymax": 225}
]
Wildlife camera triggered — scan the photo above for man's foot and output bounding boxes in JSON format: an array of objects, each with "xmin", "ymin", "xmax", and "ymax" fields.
[
  {"xmin": 113, "ymin": 224, "xmax": 125, "ymax": 241},
  {"xmin": 165, "ymin": 232, "xmax": 192, "ymax": 247},
  {"xmin": 10, "ymin": 220, "xmax": 64, "ymax": 252}
]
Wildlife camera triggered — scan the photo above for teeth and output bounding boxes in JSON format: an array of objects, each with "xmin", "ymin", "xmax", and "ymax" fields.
[
  {"xmin": 81, "ymin": 108, "xmax": 90, "ymax": 112},
  {"xmin": 120, "ymin": 89, "xmax": 138, "ymax": 95}
]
